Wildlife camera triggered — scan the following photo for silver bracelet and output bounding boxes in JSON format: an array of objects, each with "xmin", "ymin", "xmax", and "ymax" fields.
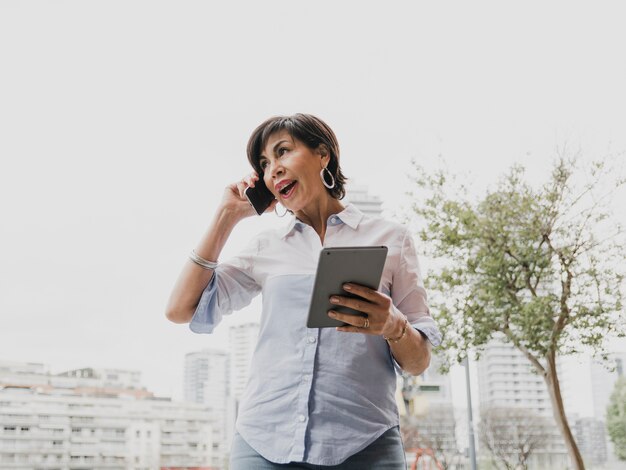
[{"xmin": 189, "ymin": 250, "xmax": 218, "ymax": 270}]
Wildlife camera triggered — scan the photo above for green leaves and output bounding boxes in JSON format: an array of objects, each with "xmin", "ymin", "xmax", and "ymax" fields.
[{"xmin": 607, "ymin": 377, "xmax": 626, "ymax": 460}]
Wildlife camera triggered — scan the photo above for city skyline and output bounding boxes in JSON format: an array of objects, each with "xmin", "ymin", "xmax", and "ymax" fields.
[
  {"xmin": 2, "ymin": 0, "xmax": 626, "ymax": 416},
  {"xmin": 4, "ymin": 335, "xmax": 625, "ymax": 467}
]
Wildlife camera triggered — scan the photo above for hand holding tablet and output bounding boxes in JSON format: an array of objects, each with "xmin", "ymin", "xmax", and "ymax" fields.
[{"xmin": 306, "ymin": 246, "xmax": 388, "ymax": 328}]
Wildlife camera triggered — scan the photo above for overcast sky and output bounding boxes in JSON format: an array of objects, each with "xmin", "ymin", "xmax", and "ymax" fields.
[{"xmin": 1, "ymin": 1, "xmax": 625, "ymax": 406}]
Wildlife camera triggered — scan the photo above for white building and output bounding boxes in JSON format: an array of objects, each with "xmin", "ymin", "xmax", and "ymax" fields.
[
  {"xmin": 183, "ymin": 349, "xmax": 229, "ymax": 468},
  {"xmin": 0, "ymin": 360, "xmax": 219, "ymax": 470},
  {"xmin": 560, "ymin": 352, "xmax": 626, "ymax": 422},
  {"xmin": 344, "ymin": 182, "xmax": 383, "ymax": 217},
  {"xmin": 223, "ymin": 322, "xmax": 260, "ymax": 448},
  {"xmin": 559, "ymin": 351, "xmax": 626, "ymax": 467},
  {"xmin": 573, "ymin": 417, "xmax": 609, "ymax": 467},
  {"xmin": 228, "ymin": 322, "xmax": 260, "ymax": 406},
  {"xmin": 184, "ymin": 349, "xmax": 229, "ymax": 414},
  {"xmin": 476, "ymin": 340, "xmax": 550, "ymax": 414},
  {"xmin": 476, "ymin": 338, "xmax": 568, "ymax": 469}
]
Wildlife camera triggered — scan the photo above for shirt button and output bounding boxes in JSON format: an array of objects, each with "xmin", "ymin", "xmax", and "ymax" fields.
[
  {"xmin": 307, "ymin": 336, "xmax": 316, "ymax": 344},
  {"xmin": 297, "ymin": 414, "xmax": 306, "ymax": 422},
  {"xmin": 330, "ymin": 217, "xmax": 337, "ymax": 223}
]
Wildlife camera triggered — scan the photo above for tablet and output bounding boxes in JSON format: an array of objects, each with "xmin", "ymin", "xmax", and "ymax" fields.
[{"xmin": 306, "ymin": 246, "xmax": 388, "ymax": 328}]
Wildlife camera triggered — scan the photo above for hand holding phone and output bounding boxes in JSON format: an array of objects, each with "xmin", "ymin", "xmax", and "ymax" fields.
[{"xmin": 244, "ymin": 177, "xmax": 276, "ymax": 215}]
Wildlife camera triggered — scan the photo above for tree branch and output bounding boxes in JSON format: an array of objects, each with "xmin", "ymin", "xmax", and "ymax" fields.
[{"xmin": 503, "ymin": 328, "xmax": 546, "ymax": 376}]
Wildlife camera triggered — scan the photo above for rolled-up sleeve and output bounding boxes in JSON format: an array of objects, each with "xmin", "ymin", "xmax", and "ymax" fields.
[
  {"xmin": 392, "ymin": 229, "xmax": 442, "ymax": 347},
  {"xmin": 189, "ymin": 238, "xmax": 262, "ymax": 334}
]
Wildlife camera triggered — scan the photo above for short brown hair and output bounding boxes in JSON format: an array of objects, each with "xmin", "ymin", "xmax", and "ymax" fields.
[{"xmin": 246, "ymin": 113, "xmax": 347, "ymax": 199}]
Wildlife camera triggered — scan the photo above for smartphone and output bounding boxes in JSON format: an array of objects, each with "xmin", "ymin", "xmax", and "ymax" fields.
[{"xmin": 244, "ymin": 179, "xmax": 275, "ymax": 215}]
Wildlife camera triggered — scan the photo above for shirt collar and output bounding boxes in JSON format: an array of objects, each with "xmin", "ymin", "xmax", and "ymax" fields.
[{"xmin": 279, "ymin": 203, "xmax": 364, "ymax": 239}]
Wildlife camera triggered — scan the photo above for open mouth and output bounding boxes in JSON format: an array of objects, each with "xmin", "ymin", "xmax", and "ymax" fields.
[{"xmin": 279, "ymin": 181, "xmax": 297, "ymax": 198}]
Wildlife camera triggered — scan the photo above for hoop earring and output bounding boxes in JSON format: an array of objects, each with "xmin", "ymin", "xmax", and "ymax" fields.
[
  {"xmin": 274, "ymin": 203, "xmax": 288, "ymax": 218},
  {"xmin": 320, "ymin": 167, "xmax": 336, "ymax": 189}
]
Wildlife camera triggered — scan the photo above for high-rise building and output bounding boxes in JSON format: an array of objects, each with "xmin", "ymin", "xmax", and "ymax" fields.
[
  {"xmin": 344, "ymin": 183, "xmax": 383, "ymax": 217},
  {"xmin": 477, "ymin": 339, "xmax": 551, "ymax": 413},
  {"xmin": 573, "ymin": 417, "xmax": 609, "ymax": 467},
  {"xmin": 0, "ymin": 360, "xmax": 219, "ymax": 470},
  {"xmin": 226, "ymin": 322, "xmax": 260, "ymax": 446},
  {"xmin": 559, "ymin": 351, "xmax": 626, "ymax": 466},
  {"xmin": 228, "ymin": 323, "xmax": 260, "ymax": 404},
  {"xmin": 560, "ymin": 352, "xmax": 626, "ymax": 422},
  {"xmin": 183, "ymin": 349, "xmax": 229, "ymax": 467},
  {"xmin": 184, "ymin": 349, "xmax": 229, "ymax": 410},
  {"xmin": 476, "ymin": 337, "xmax": 568, "ymax": 469}
]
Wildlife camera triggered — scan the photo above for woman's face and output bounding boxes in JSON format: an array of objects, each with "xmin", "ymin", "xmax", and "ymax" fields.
[{"xmin": 259, "ymin": 130, "xmax": 330, "ymax": 213}]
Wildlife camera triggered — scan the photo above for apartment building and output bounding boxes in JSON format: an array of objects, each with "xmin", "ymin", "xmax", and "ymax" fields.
[
  {"xmin": 0, "ymin": 361, "xmax": 219, "ymax": 470},
  {"xmin": 560, "ymin": 351, "xmax": 626, "ymax": 466},
  {"xmin": 183, "ymin": 349, "xmax": 229, "ymax": 467},
  {"xmin": 344, "ymin": 183, "xmax": 384, "ymax": 217},
  {"xmin": 476, "ymin": 338, "xmax": 568, "ymax": 469}
]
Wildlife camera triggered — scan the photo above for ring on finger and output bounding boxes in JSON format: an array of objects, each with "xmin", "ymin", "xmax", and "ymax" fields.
[{"xmin": 363, "ymin": 317, "xmax": 370, "ymax": 329}]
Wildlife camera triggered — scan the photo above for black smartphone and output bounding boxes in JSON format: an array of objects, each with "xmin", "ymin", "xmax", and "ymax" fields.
[{"xmin": 244, "ymin": 179, "xmax": 275, "ymax": 215}]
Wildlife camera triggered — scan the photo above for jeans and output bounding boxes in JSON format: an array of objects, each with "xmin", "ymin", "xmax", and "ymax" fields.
[{"xmin": 229, "ymin": 426, "xmax": 407, "ymax": 470}]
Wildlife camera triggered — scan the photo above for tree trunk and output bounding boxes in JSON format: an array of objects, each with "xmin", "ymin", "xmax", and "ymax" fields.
[{"xmin": 544, "ymin": 353, "xmax": 586, "ymax": 470}]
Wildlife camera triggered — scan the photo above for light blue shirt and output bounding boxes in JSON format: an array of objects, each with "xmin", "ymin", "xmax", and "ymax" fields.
[{"xmin": 190, "ymin": 204, "xmax": 441, "ymax": 465}]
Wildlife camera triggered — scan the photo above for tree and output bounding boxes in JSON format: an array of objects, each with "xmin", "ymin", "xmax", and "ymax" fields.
[
  {"xmin": 408, "ymin": 157, "xmax": 626, "ymax": 470},
  {"xmin": 607, "ymin": 376, "xmax": 626, "ymax": 460},
  {"xmin": 479, "ymin": 407, "xmax": 553, "ymax": 470}
]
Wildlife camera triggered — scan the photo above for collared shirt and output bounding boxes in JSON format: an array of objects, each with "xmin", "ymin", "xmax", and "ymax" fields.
[{"xmin": 190, "ymin": 204, "xmax": 441, "ymax": 465}]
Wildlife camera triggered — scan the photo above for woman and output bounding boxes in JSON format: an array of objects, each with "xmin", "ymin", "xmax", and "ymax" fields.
[{"xmin": 166, "ymin": 113, "xmax": 441, "ymax": 469}]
